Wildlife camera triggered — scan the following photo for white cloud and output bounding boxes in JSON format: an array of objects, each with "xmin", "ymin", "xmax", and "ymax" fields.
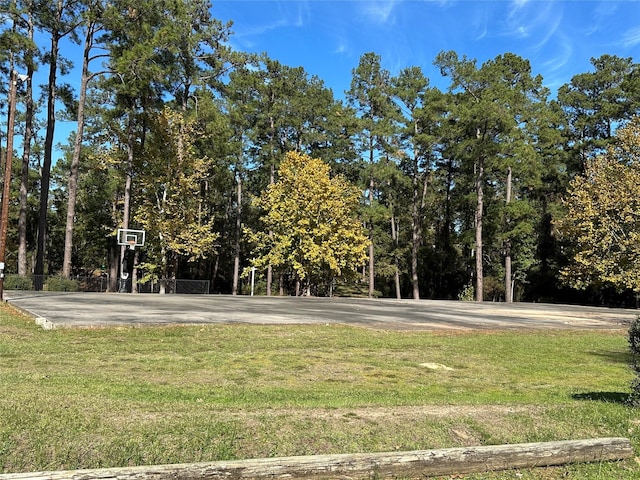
[
  {"xmin": 472, "ymin": 6, "xmax": 489, "ymax": 40},
  {"xmin": 541, "ymin": 35, "xmax": 573, "ymax": 73},
  {"xmin": 581, "ymin": 2, "xmax": 609, "ymax": 35},
  {"xmin": 333, "ymin": 41, "xmax": 348, "ymax": 55},
  {"xmin": 538, "ymin": 32, "xmax": 574, "ymax": 94},
  {"xmin": 501, "ymin": 0, "xmax": 563, "ymax": 51},
  {"xmin": 506, "ymin": 0, "xmax": 531, "ymax": 36},
  {"xmin": 293, "ymin": 0, "xmax": 311, "ymax": 27},
  {"xmin": 530, "ymin": 10, "xmax": 563, "ymax": 51},
  {"xmin": 360, "ymin": 0, "xmax": 400, "ymax": 25},
  {"xmin": 594, "ymin": 0, "xmax": 620, "ymax": 18},
  {"xmin": 231, "ymin": 0, "xmax": 309, "ymax": 37},
  {"xmin": 619, "ymin": 26, "xmax": 640, "ymax": 48}
]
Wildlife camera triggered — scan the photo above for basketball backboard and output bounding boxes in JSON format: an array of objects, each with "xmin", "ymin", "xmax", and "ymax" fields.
[{"xmin": 117, "ymin": 229, "xmax": 146, "ymax": 250}]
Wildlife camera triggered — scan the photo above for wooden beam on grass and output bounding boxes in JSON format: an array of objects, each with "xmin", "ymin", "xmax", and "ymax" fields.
[{"xmin": 0, "ymin": 437, "xmax": 633, "ymax": 480}]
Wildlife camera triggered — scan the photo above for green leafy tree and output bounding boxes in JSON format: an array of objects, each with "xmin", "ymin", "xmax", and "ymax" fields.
[
  {"xmin": 246, "ymin": 151, "xmax": 368, "ymax": 296},
  {"xmin": 154, "ymin": 0, "xmax": 232, "ymax": 111},
  {"xmin": 217, "ymin": 67, "xmax": 253, "ymax": 294},
  {"xmin": 557, "ymin": 116, "xmax": 640, "ymax": 292},
  {"xmin": 248, "ymin": 57, "xmax": 337, "ymax": 189}
]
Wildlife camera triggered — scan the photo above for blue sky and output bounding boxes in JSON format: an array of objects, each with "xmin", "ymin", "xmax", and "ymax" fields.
[
  {"xmin": 46, "ymin": 0, "xmax": 639, "ymax": 160},
  {"xmin": 211, "ymin": 0, "xmax": 640, "ymax": 97}
]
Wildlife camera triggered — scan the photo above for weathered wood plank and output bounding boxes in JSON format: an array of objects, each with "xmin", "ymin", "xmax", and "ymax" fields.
[{"xmin": 0, "ymin": 437, "xmax": 633, "ymax": 480}]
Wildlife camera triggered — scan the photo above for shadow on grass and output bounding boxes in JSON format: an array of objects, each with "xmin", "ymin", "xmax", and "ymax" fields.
[
  {"xmin": 572, "ymin": 392, "xmax": 629, "ymax": 404},
  {"xmin": 587, "ymin": 350, "xmax": 631, "ymax": 365}
]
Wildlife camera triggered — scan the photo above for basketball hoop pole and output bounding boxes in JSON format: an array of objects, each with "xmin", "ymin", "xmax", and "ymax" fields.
[{"xmin": 116, "ymin": 228, "xmax": 145, "ymax": 292}]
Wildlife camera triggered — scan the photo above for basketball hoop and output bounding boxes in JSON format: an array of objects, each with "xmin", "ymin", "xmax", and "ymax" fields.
[
  {"xmin": 117, "ymin": 228, "xmax": 146, "ymax": 249},
  {"xmin": 116, "ymin": 228, "xmax": 145, "ymax": 294}
]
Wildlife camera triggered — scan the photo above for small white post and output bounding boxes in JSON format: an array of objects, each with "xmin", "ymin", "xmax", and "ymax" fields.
[{"xmin": 251, "ymin": 267, "xmax": 256, "ymax": 296}]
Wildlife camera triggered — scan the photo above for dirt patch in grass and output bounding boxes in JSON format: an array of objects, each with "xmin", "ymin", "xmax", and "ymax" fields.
[
  {"xmin": 85, "ymin": 403, "xmax": 540, "ymax": 460},
  {"xmin": 276, "ymin": 404, "xmax": 533, "ymax": 421},
  {"xmin": 207, "ymin": 404, "xmax": 545, "ymax": 458}
]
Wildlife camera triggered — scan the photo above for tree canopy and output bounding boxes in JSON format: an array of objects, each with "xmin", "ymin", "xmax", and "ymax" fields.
[
  {"xmin": 558, "ymin": 116, "xmax": 640, "ymax": 293},
  {"xmin": 245, "ymin": 151, "xmax": 368, "ymax": 295}
]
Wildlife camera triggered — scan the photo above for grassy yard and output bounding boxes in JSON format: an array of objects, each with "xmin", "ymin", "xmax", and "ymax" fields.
[{"xmin": 1, "ymin": 302, "xmax": 639, "ymax": 479}]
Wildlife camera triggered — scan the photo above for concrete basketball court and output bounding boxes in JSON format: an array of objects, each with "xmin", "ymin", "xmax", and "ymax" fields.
[{"xmin": 5, "ymin": 291, "xmax": 637, "ymax": 331}]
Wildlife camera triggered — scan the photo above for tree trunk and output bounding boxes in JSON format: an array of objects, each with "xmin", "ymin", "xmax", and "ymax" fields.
[
  {"xmin": 410, "ymin": 186, "xmax": 421, "ymax": 299},
  {"xmin": 410, "ymin": 167, "xmax": 429, "ymax": 300},
  {"xmin": 159, "ymin": 245, "xmax": 168, "ymax": 295},
  {"xmin": 391, "ymin": 213, "xmax": 401, "ymax": 299},
  {"xmin": 409, "ymin": 121, "xmax": 426, "ymax": 300},
  {"xmin": 107, "ymin": 245, "xmax": 118, "ymax": 292},
  {"xmin": 35, "ymin": 26, "xmax": 61, "ymax": 289},
  {"xmin": 410, "ymin": 234, "xmax": 420, "ymax": 298},
  {"xmin": 473, "ymin": 124, "xmax": 485, "ymax": 302},
  {"xmin": 440, "ymin": 157, "xmax": 455, "ymax": 296},
  {"xmin": 266, "ymin": 265, "xmax": 273, "ymax": 296},
  {"xmin": 18, "ymin": 14, "xmax": 35, "ymax": 276},
  {"xmin": 211, "ymin": 254, "xmax": 220, "ymax": 293},
  {"xmin": 62, "ymin": 21, "xmax": 95, "ymax": 278},
  {"xmin": 232, "ymin": 172, "xmax": 242, "ymax": 295},
  {"xmin": 266, "ymin": 165, "xmax": 275, "ymax": 296},
  {"xmin": 368, "ymin": 175, "xmax": 375, "ymax": 298},
  {"xmin": 505, "ymin": 166, "xmax": 512, "ymax": 303},
  {"xmin": 0, "ymin": 67, "xmax": 18, "ymax": 301},
  {"xmin": 171, "ymin": 254, "xmax": 178, "ymax": 294},
  {"xmin": 131, "ymin": 250, "xmax": 139, "ymax": 294},
  {"xmin": 119, "ymin": 113, "xmax": 135, "ymax": 291},
  {"xmin": 475, "ymin": 157, "xmax": 484, "ymax": 302}
]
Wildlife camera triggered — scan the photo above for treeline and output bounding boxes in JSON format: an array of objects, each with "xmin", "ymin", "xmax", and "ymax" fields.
[{"xmin": 1, "ymin": 0, "xmax": 639, "ymax": 303}]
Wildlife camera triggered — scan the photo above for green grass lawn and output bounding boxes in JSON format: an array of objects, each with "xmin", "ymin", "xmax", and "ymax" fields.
[{"xmin": 1, "ymin": 303, "xmax": 639, "ymax": 479}]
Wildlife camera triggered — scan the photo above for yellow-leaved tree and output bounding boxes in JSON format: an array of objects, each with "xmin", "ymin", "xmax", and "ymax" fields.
[
  {"xmin": 134, "ymin": 108, "xmax": 218, "ymax": 293},
  {"xmin": 557, "ymin": 116, "xmax": 640, "ymax": 292},
  {"xmin": 246, "ymin": 151, "xmax": 368, "ymax": 295}
]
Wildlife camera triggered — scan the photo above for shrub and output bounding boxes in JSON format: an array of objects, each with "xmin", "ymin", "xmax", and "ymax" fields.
[
  {"xmin": 45, "ymin": 276, "xmax": 80, "ymax": 292},
  {"xmin": 458, "ymin": 284, "xmax": 475, "ymax": 301},
  {"xmin": 628, "ymin": 315, "xmax": 640, "ymax": 406},
  {"xmin": 483, "ymin": 276, "xmax": 505, "ymax": 301},
  {"xmin": 3, "ymin": 275, "xmax": 33, "ymax": 290},
  {"xmin": 333, "ymin": 281, "xmax": 380, "ymax": 298}
]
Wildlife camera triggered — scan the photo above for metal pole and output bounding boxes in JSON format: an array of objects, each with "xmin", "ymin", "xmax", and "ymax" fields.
[{"xmin": 0, "ymin": 70, "xmax": 18, "ymax": 301}]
